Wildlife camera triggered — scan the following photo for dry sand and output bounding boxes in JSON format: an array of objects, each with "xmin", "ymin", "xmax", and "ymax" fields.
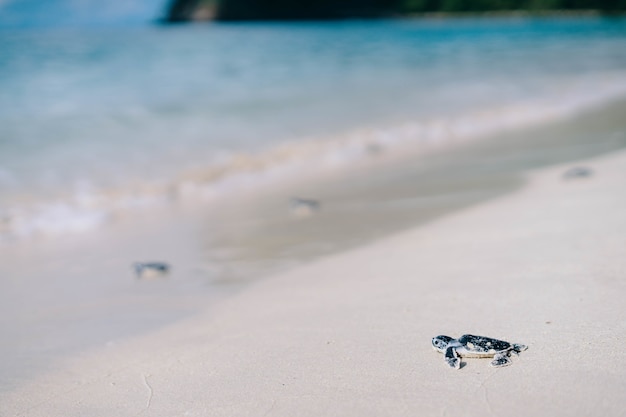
[{"xmin": 2, "ymin": 148, "xmax": 626, "ymax": 416}]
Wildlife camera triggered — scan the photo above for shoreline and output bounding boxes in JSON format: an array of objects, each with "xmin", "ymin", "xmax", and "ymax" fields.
[
  {"xmin": 4, "ymin": 76, "xmax": 626, "ymax": 243},
  {"xmin": 2, "ymin": 133, "xmax": 626, "ymax": 416}
]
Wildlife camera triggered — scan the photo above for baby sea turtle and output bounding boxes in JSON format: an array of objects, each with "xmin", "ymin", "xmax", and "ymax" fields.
[
  {"xmin": 289, "ymin": 197, "xmax": 321, "ymax": 218},
  {"xmin": 133, "ymin": 262, "xmax": 170, "ymax": 280},
  {"xmin": 562, "ymin": 166, "xmax": 593, "ymax": 180},
  {"xmin": 432, "ymin": 334, "xmax": 527, "ymax": 369}
]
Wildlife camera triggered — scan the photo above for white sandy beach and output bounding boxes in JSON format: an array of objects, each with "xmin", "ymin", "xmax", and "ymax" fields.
[{"xmin": 2, "ymin": 145, "xmax": 626, "ymax": 416}]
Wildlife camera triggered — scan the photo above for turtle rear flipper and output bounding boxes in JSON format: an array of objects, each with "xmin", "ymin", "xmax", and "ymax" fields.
[
  {"xmin": 490, "ymin": 353, "xmax": 512, "ymax": 367},
  {"xmin": 444, "ymin": 346, "xmax": 461, "ymax": 369}
]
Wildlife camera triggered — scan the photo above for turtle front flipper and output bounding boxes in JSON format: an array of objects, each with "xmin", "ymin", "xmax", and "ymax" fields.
[
  {"xmin": 490, "ymin": 353, "xmax": 512, "ymax": 367},
  {"xmin": 511, "ymin": 344, "xmax": 528, "ymax": 355},
  {"xmin": 444, "ymin": 346, "xmax": 461, "ymax": 369}
]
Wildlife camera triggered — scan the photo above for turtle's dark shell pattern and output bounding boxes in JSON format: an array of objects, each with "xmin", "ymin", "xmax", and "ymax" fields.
[{"xmin": 458, "ymin": 334, "xmax": 511, "ymax": 355}]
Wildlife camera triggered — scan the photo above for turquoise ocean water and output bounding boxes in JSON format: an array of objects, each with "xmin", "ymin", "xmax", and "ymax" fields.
[{"xmin": 1, "ymin": 16, "xmax": 626, "ymax": 239}]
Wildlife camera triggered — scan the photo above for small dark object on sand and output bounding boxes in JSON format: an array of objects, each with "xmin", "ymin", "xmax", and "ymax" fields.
[
  {"xmin": 133, "ymin": 262, "xmax": 170, "ymax": 279},
  {"xmin": 289, "ymin": 197, "xmax": 321, "ymax": 217},
  {"xmin": 563, "ymin": 166, "xmax": 593, "ymax": 179}
]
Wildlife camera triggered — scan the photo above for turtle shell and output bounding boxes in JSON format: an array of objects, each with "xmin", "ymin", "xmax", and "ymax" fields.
[{"xmin": 459, "ymin": 334, "xmax": 511, "ymax": 356}]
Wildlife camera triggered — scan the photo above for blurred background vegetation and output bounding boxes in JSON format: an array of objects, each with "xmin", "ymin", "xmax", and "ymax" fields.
[{"xmin": 167, "ymin": 0, "xmax": 626, "ymax": 21}]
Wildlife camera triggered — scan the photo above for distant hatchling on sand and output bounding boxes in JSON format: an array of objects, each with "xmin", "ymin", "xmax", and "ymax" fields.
[
  {"xmin": 133, "ymin": 262, "xmax": 171, "ymax": 279},
  {"xmin": 562, "ymin": 166, "xmax": 593, "ymax": 179},
  {"xmin": 432, "ymin": 334, "xmax": 527, "ymax": 369},
  {"xmin": 289, "ymin": 197, "xmax": 321, "ymax": 217}
]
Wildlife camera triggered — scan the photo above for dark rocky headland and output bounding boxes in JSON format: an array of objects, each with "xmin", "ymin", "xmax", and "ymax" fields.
[{"xmin": 165, "ymin": 0, "xmax": 626, "ymax": 22}]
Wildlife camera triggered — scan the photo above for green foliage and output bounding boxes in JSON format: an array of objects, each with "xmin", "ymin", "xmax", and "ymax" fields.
[
  {"xmin": 400, "ymin": 0, "xmax": 439, "ymax": 12},
  {"xmin": 166, "ymin": 0, "xmax": 626, "ymax": 22}
]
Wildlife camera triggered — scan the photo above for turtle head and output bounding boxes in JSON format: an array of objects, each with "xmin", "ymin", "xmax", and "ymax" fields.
[{"xmin": 432, "ymin": 335, "xmax": 453, "ymax": 353}]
